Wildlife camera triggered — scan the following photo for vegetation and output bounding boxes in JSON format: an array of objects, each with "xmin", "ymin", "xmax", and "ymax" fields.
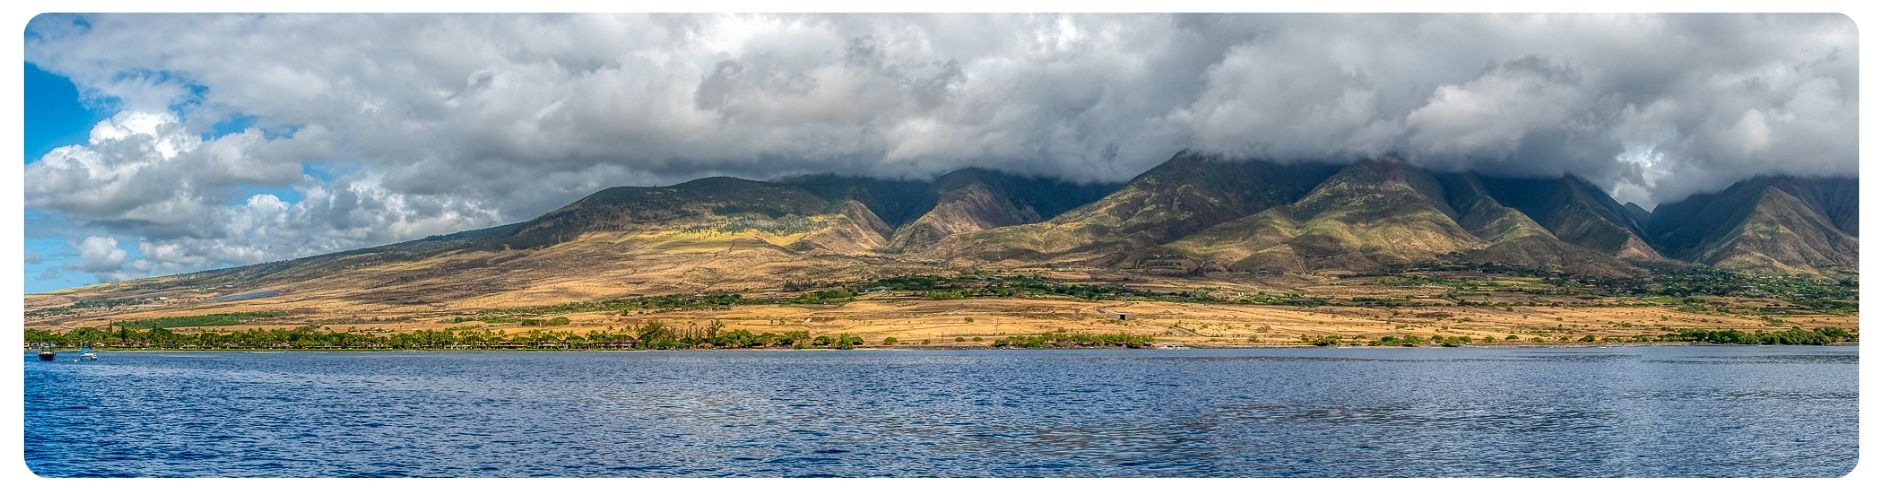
[
  {"xmin": 789, "ymin": 289, "xmax": 857, "ymax": 305},
  {"xmin": 862, "ymin": 274, "xmax": 1215, "ymax": 302},
  {"xmin": 844, "ymin": 269, "xmax": 1850, "ymax": 313},
  {"xmin": 27, "ymin": 296, "xmax": 158, "ymax": 317},
  {"xmin": 813, "ymin": 333, "xmax": 865, "ymax": 349},
  {"xmin": 990, "ymin": 332, "xmax": 1154, "ymax": 348},
  {"xmin": 1304, "ymin": 335, "xmax": 1343, "ymax": 346},
  {"xmin": 1244, "ymin": 292, "xmax": 1330, "ymax": 306},
  {"xmin": 443, "ymin": 293, "xmax": 747, "ymax": 326},
  {"xmin": 466, "ymin": 293, "xmax": 744, "ymax": 318},
  {"xmin": 1369, "ymin": 335, "xmax": 1427, "ymax": 347},
  {"xmin": 23, "ymin": 321, "xmax": 1855, "ymax": 351},
  {"xmin": 23, "ymin": 320, "xmax": 831, "ymax": 351},
  {"xmin": 1401, "ymin": 264, "xmax": 1857, "ymax": 314},
  {"xmin": 108, "ymin": 311, "xmax": 288, "ymax": 330},
  {"xmin": 284, "ymin": 266, "xmax": 1857, "ymax": 338},
  {"xmin": 1666, "ymin": 327, "xmax": 1857, "ymax": 345}
]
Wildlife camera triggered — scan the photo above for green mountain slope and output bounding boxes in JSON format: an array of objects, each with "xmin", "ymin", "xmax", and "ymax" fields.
[
  {"xmin": 500, "ymin": 177, "xmax": 890, "ymax": 253},
  {"xmin": 773, "ymin": 174, "xmax": 934, "ymax": 230},
  {"xmin": 885, "ymin": 168, "xmax": 1116, "ymax": 252},
  {"xmin": 1166, "ymin": 161, "xmax": 1479, "ymax": 274},
  {"xmin": 1434, "ymin": 173, "xmax": 1636, "ymax": 276},
  {"xmin": 1478, "ymin": 175, "xmax": 1663, "ymax": 262},
  {"xmin": 1646, "ymin": 176, "xmax": 1858, "ymax": 275},
  {"xmin": 932, "ymin": 152, "xmax": 1339, "ymax": 266}
]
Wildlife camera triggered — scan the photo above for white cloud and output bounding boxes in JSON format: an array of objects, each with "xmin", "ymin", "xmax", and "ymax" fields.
[
  {"xmin": 25, "ymin": 110, "xmax": 324, "ymax": 235},
  {"xmin": 74, "ymin": 236, "xmax": 128, "ymax": 277},
  {"xmin": 1404, "ymin": 58, "xmax": 1591, "ymax": 164}
]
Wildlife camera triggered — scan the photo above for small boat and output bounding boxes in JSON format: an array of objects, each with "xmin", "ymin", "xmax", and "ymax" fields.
[
  {"xmin": 38, "ymin": 351, "xmax": 55, "ymax": 361},
  {"xmin": 80, "ymin": 352, "xmax": 98, "ymax": 361}
]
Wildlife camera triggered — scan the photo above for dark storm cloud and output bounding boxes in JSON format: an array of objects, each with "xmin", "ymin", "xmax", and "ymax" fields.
[{"xmin": 22, "ymin": 13, "xmax": 1857, "ymax": 281}]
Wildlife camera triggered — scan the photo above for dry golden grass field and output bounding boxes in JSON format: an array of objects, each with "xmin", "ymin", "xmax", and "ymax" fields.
[{"xmin": 24, "ymin": 265, "xmax": 1857, "ymax": 348}]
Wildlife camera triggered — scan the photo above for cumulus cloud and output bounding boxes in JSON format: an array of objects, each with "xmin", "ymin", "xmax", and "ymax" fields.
[
  {"xmin": 26, "ymin": 111, "xmax": 328, "ymax": 238},
  {"xmin": 74, "ymin": 236, "xmax": 128, "ymax": 276},
  {"xmin": 22, "ymin": 13, "xmax": 1857, "ymax": 284},
  {"xmin": 28, "ymin": 110, "xmax": 496, "ymax": 280}
]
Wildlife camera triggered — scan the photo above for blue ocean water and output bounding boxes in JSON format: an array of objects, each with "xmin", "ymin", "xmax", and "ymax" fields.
[{"xmin": 23, "ymin": 346, "xmax": 1857, "ymax": 477}]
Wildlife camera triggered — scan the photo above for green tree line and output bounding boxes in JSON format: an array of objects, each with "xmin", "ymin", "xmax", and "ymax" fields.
[{"xmin": 23, "ymin": 319, "xmax": 875, "ymax": 351}]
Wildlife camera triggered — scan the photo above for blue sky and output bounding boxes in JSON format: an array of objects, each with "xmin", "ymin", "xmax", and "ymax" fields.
[
  {"xmin": 24, "ymin": 63, "xmax": 98, "ymax": 161},
  {"xmin": 24, "ymin": 63, "xmax": 108, "ymax": 292}
]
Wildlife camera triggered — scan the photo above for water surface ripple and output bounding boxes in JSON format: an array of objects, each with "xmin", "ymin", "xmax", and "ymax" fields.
[{"xmin": 23, "ymin": 346, "xmax": 1857, "ymax": 477}]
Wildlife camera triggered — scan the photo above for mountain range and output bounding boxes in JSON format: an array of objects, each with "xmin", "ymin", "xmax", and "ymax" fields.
[{"xmin": 61, "ymin": 151, "xmax": 1857, "ymax": 305}]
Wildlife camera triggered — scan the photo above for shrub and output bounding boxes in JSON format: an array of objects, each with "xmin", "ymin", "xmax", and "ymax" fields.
[
  {"xmin": 1670, "ymin": 327, "xmax": 1856, "ymax": 345},
  {"xmin": 791, "ymin": 289, "xmax": 858, "ymax": 305},
  {"xmin": 1306, "ymin": 336, "xmax": 1342, "ymax": 347},
  {"xmin": 990, "ymin": 332, "xmax": 1155, "ymax": 348}
]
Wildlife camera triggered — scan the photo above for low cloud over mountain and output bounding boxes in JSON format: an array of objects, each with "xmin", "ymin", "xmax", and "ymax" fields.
[{"xmin": 24, "ymin": 14, "xmax": 1856, "ymax": 285}]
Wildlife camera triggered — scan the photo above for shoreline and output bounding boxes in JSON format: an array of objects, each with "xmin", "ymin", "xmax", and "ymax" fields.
[{"xmin": 24, "ymin": 341, "xmax": 1858, "ymax": 354}]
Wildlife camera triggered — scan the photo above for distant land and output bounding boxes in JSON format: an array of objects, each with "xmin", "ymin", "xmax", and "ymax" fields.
[{"xmin": 24, "ymin": 152, "xmax": 1858, "ymax": 349}]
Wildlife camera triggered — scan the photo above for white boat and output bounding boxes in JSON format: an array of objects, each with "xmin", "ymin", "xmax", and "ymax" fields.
[{"xmin": 78, "ymin": 351, "xmax": 98, "ymax": 361}]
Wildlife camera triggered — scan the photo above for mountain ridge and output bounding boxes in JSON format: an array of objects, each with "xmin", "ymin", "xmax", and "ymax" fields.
[
  {"xmin": 1647, "ymin": 176, "xmax": 1858, "ymax": 275},
  {"xmin": 44, "ymin": 155, "xmax": 1858, "ymax": 305}
]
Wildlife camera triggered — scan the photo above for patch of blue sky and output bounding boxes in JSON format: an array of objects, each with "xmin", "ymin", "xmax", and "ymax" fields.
[
  {"xmin": 232, "ymin": 183, "xmax": 305, "ymax": 206},
  {"xmin": 24, "ymin": 62, "xmax": 107, "ymax": 162},
  {"xmin": 23, "ymin": 235, "xmax": 111, "ymax": 293}
]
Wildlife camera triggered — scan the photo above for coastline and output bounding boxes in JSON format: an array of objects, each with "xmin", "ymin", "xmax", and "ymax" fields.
[{"xmin": 24, "ymin": 340, "xmax": 1859, "ymax": 354}]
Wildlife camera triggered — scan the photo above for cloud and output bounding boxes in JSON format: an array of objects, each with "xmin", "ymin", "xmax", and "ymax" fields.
[
  {"xmin": 1404, "ymin": 57, "xmax": 1592, "ymax": 163},
  {"xmin": 22, "ymin": 13, "xmax": 1857, "ymax": 283},
  {"xmin": 73, "ymin": 236, "xmax": 128, "ymax": 277},
  {"xmin": 28, "ymin": 111, "xmax": 493, "ymax": 280},
  {"xmin": 26, "ymin": 111, "xmax": 327, "ymax": 239}
]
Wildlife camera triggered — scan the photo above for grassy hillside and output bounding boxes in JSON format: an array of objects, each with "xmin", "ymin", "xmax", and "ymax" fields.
[
  {"xmin": 1167, "ymin": 161, "xmax": 1478, "ymax": 274},
  {"xmin": 1647, "ymin": 176, "xmax": 1858, "ymax": 275},
  {"xmin": 1479, "ymin": 175, "xmax": 1661, "ymax": 261},
  {"xmin": 773, "ymin": 174, "xmax": 934, "ymax": 229},
  {"xmin": 935, "ymin": 152, "xmax": 1340, "ymax": 265},
  {"xmin": 886, "ymin": 168, "xmax": 1117, "ymax": 252}
]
